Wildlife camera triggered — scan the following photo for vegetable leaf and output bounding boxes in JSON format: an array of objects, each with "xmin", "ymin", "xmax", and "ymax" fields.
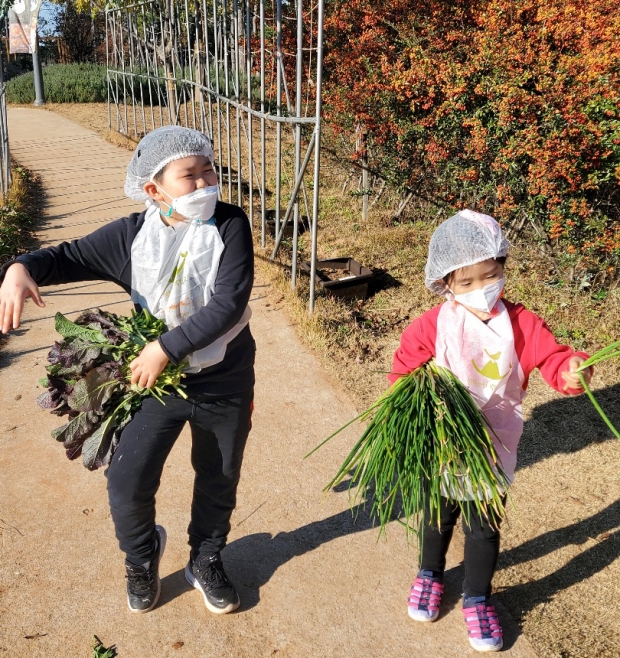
[
  {"xmin": 81, "ymin": 414, "xmax": 119, "ymax": 471},
  {"xmin": 54, "ymin": 312, "xmax": 107, "ymax": 343},
  {"xmin": 67, "ymin": 364, "xmax": 121, "ymax": 412}
]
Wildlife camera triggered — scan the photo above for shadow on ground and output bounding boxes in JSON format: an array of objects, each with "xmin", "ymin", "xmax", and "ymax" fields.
[
  {"xmin": 496, "ymin": 499, "xmax": 620, "ymax": 619},
  {"xmin": 158, "ymin": 500, "xmax": 378, "ymax": 611},
  {"xmin": 517, "ymin": 383, "xmax": 620, "ymax": 470}
]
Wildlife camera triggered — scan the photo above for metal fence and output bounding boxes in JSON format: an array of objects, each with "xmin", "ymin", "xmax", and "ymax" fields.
[
  {"xmin": 0, "ymin": 83, "xmax": 11, "ymax": 195},
  {"xmin": 106, "ymin": 0, "xmax": 325, "ymax": 311}
]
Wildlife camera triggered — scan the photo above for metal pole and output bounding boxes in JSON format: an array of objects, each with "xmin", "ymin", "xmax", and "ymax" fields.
[
  {"xmin": 203, "ymin": 0, "xmax": 214, "ymax": 139},
  {"xmin": 233, "ymin": 0, "xmax": 242, "ymax": 207},
  {"xmin": 270, "ymin": 133, "xmax": 315, "ymax": 258},
  {"xmin": 361, "ymin": 128, "xmax": 368, "ymax": 221},
  {"xmin": 32, "ymin": 34, "xmax": 45, "ymax": 106},
  {"xmin": 213, "ymin": 0, "xmax": 224, "ymax": 191},
  {"xmin": 106, "ymin": 11, "xmax": 111, "ymax": 129},
  {"xmin": 291, "ymin": 0, "xmax": 303, "ymax": 288},
  {"xmin": 260, "ymin": 0, "xmax": 266, "ymax": 247},
  {"xmin": 222, "ymin": 0, "xmax": 233, "ymax": 202},
  {"xmin": 246, "ymin": 0, "xmax": 254, "ymax": 227},
  {"xmin": 275, "ymin": 0, "xmax": 282, "ymax": 236},
  {"xmin": 308, "ymin": 0, "xmax": 324, "ymax": 314}
]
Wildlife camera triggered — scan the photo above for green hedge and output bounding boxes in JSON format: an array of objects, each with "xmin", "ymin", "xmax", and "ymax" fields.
[
  {"xmin": 7, "ymin": 63, "xmax": 108, "ymax": 103},
  {"xmin": 6, "ymin": 63, "xmax": 178, "ymax": 105}
]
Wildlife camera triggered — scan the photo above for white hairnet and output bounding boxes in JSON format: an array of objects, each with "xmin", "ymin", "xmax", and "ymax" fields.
[
  {"xmin": 425, "ymin": 209, "xmax": 510, "ymax": 295},
  {"xmin": 124, "ymin": 126, "xmax": 215, "ymax": 201}
]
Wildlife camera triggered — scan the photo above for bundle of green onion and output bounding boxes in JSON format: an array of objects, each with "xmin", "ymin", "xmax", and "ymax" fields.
[
  {"xmin": 307, "ymin": 361, "xmax": 510, "ymax": 539},
  {"xmin": 577, "ymin": 341, "xmax": 620, "ymax": 439}
]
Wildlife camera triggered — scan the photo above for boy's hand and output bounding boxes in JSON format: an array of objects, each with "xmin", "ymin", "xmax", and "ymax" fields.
[
  {"xmin": 0, "ymin": 263, "xmax": 45, "ymax": 334},
  {"xmin": 561, "ymin": 355, "xmax": 592, "ymax": 392},
  {"xmin": 129, "ymin": 340, "xmax": 169, "ymax": 389}
]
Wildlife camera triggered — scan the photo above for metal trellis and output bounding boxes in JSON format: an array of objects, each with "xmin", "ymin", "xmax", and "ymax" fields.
[{"xmin": 106, "ymin": 0, "xmax": 325, "ymax": 312}]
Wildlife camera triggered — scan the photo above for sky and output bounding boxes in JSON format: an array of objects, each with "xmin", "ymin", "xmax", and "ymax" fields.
[{"xmin": 38, "ymin": 1, "xmax": 61, "ymax": 36}]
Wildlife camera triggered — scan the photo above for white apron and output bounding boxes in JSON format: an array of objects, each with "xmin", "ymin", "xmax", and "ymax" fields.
[
  {"xmin": 131, "ymin": 205, "xmax": 251, "ymax": 372},
  {"xmin": 435, "ymin": 300, "xmax": 525, "ymax": 498}
]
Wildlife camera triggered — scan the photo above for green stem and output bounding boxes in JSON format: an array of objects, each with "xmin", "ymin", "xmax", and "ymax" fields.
[{"xmin": 578, "ymin": 372, "xmax": 620, "ymax": 440}]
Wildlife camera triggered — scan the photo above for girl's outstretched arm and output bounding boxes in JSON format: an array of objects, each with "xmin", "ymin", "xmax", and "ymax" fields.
[{"xmin": 0, "ymin": 263, "xmax": 45, "ymax": 333}]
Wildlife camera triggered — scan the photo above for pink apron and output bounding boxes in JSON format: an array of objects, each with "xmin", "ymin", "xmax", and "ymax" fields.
[{"xmin": 435, "ymin": 300, "xmax": 525, "ymax": 497}]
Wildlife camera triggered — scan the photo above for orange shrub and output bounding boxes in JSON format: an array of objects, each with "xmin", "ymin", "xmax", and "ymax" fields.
[{"xmin": 322, "ymin": 0, "xmax": 620, "ymax": 281}]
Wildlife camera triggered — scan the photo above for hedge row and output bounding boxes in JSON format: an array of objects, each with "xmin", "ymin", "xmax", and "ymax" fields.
[
  {"xmin": 322, "ymin": 0, "xmax": 620, "ymax": 281},
  {"xmin": 6, "ymin": 63, "xmax": 175, "ymax": 105},
  {"xmin": 7, "ymin": 63, "xmax": 108, "ymax": 103}
]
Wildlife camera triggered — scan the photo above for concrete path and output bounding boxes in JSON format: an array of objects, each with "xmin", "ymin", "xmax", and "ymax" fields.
[{"xmin": 0, "ymin": 108, "xmax": 538, "ymax": 658}]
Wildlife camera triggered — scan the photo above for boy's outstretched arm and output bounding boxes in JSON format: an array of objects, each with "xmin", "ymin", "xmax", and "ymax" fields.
[
  {"xmin": 0, "ymin": 213, "xmax": 144, "ymax": 335},
  {"xmin": 0, "ymin": 263, "xmax": 46, "ymax": 333}
]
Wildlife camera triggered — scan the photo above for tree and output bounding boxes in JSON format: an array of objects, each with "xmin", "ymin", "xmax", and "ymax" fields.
[{"xmin": 56, "ymin": 0, "xmax": 103, "ymax": 63}]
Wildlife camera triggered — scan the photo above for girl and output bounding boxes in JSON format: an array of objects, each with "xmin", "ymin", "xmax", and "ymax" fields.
[
  {"xmin": 0, "ymin": 126, "xmax": 254, "ymax": 615},
  {"xmin": 389, "ymin": 210, "xmax": 592, "ymax": 652}
]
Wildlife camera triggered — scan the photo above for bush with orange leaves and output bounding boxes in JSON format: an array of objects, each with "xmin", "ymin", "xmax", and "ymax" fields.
[{"xmin": 322, "ymin": 0, "xmax": 620, "ymax": 283}]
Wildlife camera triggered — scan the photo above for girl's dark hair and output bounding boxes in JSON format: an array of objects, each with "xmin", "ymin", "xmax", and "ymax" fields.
[{"xmin": 443, "ymin": 256, "xmax": 507, "ymax": 287}]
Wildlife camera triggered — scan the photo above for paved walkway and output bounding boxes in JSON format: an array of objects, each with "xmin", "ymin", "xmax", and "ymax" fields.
[{"xmin": 0, "ymin": 108, "xmax": 538, "ymax": 658}]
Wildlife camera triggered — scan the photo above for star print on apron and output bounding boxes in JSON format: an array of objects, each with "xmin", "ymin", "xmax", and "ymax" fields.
[
  {"xmin": 435, "ymin": 300, "xmax": 525, "ymax": 499},
  {"xmin": 131, "ymin": 205, "xmax": 251, "ymax": 373}
]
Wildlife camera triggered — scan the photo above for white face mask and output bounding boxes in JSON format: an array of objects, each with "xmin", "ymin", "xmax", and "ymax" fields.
[
  {"xmin": 154, "ymin": 184, "xmax": 219, "ymax": 222},
  {"xmin": 452, "ymin": 277, "xmax": 505, "ymax": 313}
]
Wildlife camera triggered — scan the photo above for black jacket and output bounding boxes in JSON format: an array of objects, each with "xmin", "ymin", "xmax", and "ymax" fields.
[{"xmin": 1, "ymin": 202, "xmax": 255, "ymax": 396}]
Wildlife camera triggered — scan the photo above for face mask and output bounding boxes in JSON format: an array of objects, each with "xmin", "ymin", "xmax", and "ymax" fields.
[
  {"xmin": 155, "ymin": 184, "xmax": 219, "ymax": 222},
  {"xmin": 452, "ymin": 277, "xmax": 505, "ymax": 313}
]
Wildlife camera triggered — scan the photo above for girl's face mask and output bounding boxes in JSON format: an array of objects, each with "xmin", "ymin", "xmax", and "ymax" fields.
[
  {"xmin": 451, "ymin": 277, "xmax": 505, "ymax": 313},
  {"xmin": 154, "ymin": 183, "xmax": 219, "ymax": 223}
]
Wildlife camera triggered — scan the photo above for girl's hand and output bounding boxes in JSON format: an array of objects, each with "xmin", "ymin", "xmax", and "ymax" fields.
[
  {"xmin": 561, "ymin": 355, "xmax": 592, "ymax": 392},
  {"xmin": 0, "ymin": 263, "xmax": 45, "ymax": 334},
  {"xmin": 129, "ymin": 340, "xmax": 170, "ymax": 389}
]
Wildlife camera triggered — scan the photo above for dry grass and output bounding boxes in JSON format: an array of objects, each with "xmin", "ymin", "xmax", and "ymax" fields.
[{"xmin": 21, "ymin": 101, "xmax": 620, "ymax": 658}]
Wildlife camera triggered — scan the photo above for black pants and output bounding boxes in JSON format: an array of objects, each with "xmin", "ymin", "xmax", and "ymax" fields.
[
  {"xmin": 106, "ymin": 389, "xmax": 253, "ymax": 564},
  {"xmin": 419, "ymin": 496, "xmax": 504, "ymax": 598}
]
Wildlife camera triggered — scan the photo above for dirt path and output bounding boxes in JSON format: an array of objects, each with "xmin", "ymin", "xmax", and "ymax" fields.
[{"xmin": 0, "ymin": 108, "xmax": 539, "ymax": 658}]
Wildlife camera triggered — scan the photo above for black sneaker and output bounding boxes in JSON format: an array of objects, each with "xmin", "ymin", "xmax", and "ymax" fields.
[
  {"xmin": 125, "ymin": 525, "xmax": 167, "ymax": 613},
  {"xmin": 184, "ymin": 553, "xmax": 240, "ymax": 614}
]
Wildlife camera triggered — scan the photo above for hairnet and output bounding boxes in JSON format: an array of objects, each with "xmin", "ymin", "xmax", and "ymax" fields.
[
  {"xmin": 425, "ymin": 209, "xmax": 510, "ymax": 295},
  {"xmin": 124, "ymin": 126, "xmax": 215, "ymax": 201}
]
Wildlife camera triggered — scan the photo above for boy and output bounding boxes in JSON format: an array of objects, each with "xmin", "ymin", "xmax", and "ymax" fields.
[{"xmin": 0, "ymin": 126, "xmax": 254, "ymax": 614}]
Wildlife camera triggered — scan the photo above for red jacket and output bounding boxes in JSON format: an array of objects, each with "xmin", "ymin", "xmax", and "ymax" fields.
[{"xmin": 389, "ymin": 300, "xmax": 588, "ymax": 395}]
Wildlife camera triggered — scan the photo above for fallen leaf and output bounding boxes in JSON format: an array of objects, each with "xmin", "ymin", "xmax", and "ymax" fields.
[
  {"xmin": 172, "ymin": 641, "xmax": 184, "ymax": 649},
  {"xmin": 24, "ymin": 633, "xmax": 47, "ymax": 640}
]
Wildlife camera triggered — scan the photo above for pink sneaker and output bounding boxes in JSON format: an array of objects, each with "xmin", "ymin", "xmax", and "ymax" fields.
[
  {"xmin": 462, "ymin": 596, "xmax": 503, "ymax": 652},
  {"xmin": 407, "ymin": 570, "xmax": 444, "ymax": 622}
]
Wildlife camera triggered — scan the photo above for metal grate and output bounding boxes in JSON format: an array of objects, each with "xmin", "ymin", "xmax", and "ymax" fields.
[
  {"xmin": 106, "ymin": 0, "xmax": 325, "ymax": 311},
  {"xmin": 0, "ymin": 83, "xmax": 11, "ymax": 195}
]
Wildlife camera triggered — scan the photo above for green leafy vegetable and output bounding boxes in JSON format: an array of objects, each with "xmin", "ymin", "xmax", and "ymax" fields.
[
  {"xmin": 38, "ymin": 309, "xmax": 187, "ymax": 471},
  {"xmin": 92, "ymin": 635, "xmax": 117, "ymax": 658},
  {"xmin": 54, "ymin": 312, "xmax": 107, "ymax": 343},
  {"xmin": 307, "ymin": 361, "xmax": 510, "ymax": 544}
]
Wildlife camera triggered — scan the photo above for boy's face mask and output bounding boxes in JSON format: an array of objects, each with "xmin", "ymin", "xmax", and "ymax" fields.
[
  {"xmin": 451, "ymin": 277, "xmax": 505, "ymax": 313},
  {"xmin": 153, "ymin": 183, "xmax": 219, "ymax": 222}
]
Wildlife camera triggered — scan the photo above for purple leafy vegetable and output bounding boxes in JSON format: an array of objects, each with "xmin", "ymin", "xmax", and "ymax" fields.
[{"xmin": 39, "ymin": 309, "xmax": 187, "ymax": 470}]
